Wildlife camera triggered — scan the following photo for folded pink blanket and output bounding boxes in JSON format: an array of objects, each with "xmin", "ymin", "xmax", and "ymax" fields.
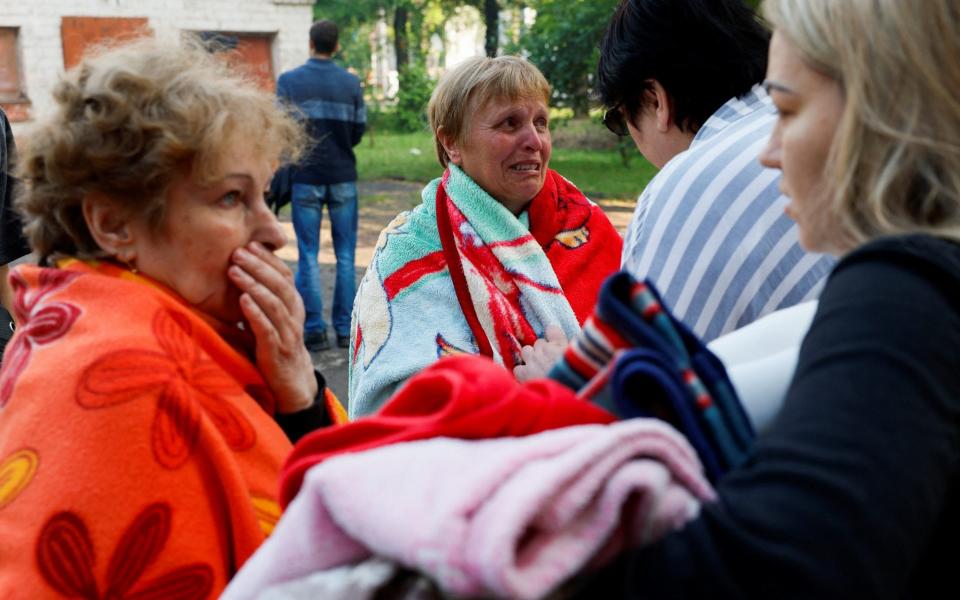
[{"xmin": 225, "ymin": 420, "xmax": 715, "ymax": 600}]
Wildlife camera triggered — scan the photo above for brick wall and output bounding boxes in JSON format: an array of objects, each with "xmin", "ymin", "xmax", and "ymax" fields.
[{"xmin": 0, "ymin": 0, "xmax": 313, "ymax": 133}]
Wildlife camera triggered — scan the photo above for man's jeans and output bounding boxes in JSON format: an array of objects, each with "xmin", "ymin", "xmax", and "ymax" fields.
[{"xmin": 291, "ymin": 181, "xmax": 358, "ymax": 337}]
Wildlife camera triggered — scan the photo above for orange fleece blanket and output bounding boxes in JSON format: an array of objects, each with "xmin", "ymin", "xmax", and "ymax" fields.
[{"xmin": 0, "ymin": 260, "xmax": 303, "ymax": 598}]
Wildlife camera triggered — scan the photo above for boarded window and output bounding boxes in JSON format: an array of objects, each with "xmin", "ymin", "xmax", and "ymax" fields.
[
  {"xmin": 197, "ymin": 32, "xmax": 276, "ymax": 92},
  {"xmin": 0, "ymin": 28, "xmax": 22, "ymax": 101},
  {"xmin": 61, "ymin": 16, "xmax": 151, "ymax": 70},
  {"xmin": 0, "ymin": 27, "xmax": 29, "ymax": 121}
]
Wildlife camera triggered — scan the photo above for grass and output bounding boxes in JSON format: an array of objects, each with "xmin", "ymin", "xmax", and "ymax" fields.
[
  {"xmin": 550, "ymin": 148, "xmax": 657, "ymax": 200},
  {"xmin": 356, "ymin": 130, "xmax": 441, "ymax": 183},
  {"xmin": 356, "ymin": 126, "xmax": 658, "ymax": 201}
]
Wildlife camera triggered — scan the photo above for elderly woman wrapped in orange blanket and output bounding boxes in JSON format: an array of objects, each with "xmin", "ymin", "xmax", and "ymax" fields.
[{"xmin": 0, "ymin": 39, "xmax": 343, "ymax": 597}]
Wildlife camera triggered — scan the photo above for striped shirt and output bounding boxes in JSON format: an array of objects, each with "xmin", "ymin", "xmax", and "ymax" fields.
[{"xmin": 622, "ymin": 85, "xmax": 835, "ymax": 342}]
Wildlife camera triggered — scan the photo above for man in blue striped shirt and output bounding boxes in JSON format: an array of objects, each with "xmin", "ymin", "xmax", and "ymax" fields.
[
  {"xmin": 596, "ymin": 0, "xmax": 834, "ymax": 342},
  {"xmin": 278, "ymin": 20, "xmax": 366, "ymax": 351}
]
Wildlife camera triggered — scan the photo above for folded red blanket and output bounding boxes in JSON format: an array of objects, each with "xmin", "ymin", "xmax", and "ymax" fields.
[{"xmin": 279, "ymin": 354, "xmax": 615, "ymax": 507}]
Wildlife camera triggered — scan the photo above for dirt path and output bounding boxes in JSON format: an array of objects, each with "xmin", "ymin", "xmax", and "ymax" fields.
[{"xmin": 281, "ymin": 179, "xmax": 635, "ymax": 403}]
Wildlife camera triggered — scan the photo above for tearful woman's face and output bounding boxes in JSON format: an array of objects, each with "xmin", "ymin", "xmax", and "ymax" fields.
[
  {"xmin": 444, "ymin": 96, "xmax": 552, "ymax": 215},
  {"xmin": 759, "ymin": 31, "xmax": 847, "ymax": 255}
]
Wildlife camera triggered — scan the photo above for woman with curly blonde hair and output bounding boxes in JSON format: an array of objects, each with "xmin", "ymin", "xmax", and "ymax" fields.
[{"xmin": 0, "ymin": 39, "xmax": 342, "ymax": 597}]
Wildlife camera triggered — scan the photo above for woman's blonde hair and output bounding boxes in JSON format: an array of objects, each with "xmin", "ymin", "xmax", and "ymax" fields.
[
  {"xmin": 427, "ymin": 55, "xmax": 550, "ymax": 168},
  {"xmin": 16, "ymin": 37, "xmax": 307, "ymax": 262},
  {"xmin": 763, "ymin": 0, "xmax": 960, "ymax": 247}
]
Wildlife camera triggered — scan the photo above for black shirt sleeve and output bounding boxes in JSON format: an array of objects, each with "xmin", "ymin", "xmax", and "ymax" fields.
[
  {"xmin": 274, "ymin": 369, "xmax": 334, "ymax": 444},
  {"xmin": 0, "ymin": 110, "xmax": 30, "ymax": 264},
  {"xmin": 578, "ymin": 236, "xmax": 960, "ymax": 599}
]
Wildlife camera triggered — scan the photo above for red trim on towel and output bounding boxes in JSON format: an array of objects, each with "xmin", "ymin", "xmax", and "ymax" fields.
[
  {"xmin": 383, "ymin": 251, "xmax": 446, "ymax": 300},
  {"xmin": 436, "ymin": 174, "xmax": 495, "ymax": 359}
]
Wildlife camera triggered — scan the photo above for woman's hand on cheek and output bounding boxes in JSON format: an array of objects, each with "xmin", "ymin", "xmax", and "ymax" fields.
[{"xmin": 229, "ymin": 242, "xmax": 318, "ymax": 414}]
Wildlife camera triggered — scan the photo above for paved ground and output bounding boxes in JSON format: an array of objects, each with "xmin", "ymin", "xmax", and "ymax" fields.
[{"xmin": 281, "ymin": 179, "xmax": 636, "ymax": 403}]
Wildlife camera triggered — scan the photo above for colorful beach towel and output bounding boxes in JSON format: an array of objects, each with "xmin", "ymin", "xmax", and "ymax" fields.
[
  {"xmin": 0, "ymin": 260, "xmax": 305, "ymax": 597},
  {"xmin": 549, "ymin": 271, "xmax": 755, "ymax": 482},
  {"xmin": 349, "ymin": 164, "xmax": 622, "ymax": 417},
  {"xmin": 225, "ymin": 420, "xmax": 715, "ymax": 600}
]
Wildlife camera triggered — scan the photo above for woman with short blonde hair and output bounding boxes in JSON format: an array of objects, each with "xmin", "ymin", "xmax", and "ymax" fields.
[
  {"xmin": 427, "ymin": 55, "xmax": 551, "ymax": 169},
  {"xmin": 348, "ymin": 55, "xmax": 622, "ymax": 416}
]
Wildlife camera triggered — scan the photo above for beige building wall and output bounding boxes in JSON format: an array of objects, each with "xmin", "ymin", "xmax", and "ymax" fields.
[{"xmin": 0, "ymin": 0, "xmax": 313, "ymax": 133}]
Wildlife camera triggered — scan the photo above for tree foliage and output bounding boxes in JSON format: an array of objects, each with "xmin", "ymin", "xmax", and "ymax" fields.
[
  {"xmin": 513, "ymin": 0, "xmax": 764, "ymax": 116},
  {"xmin": 512, "ymin": 0, "xmax": 619, "ymax": 116},
  {"xmin": 315, "ymin": 0, "xmax": 457, "ymax": 70},
  {"xmin": 317, "ymin": 0, "xmax": 775, "ymax": 120},
  {"xmin": 314, "ymin": 0, "xmax": 441, "ymax": 131},
  {"xmin": 312, "ymin": 0, "xmax": 377, "ymax": 77},
  {"xmin": 315, "ymin": 0, "xmax": 766, "ymax": 115},
  {"xmin": 460, "ymin": 0, "xmax": 525, "ymax": 58},
  {"xmin": 395, "ymin": 61, "xmax": 436, "ymax": 131}
]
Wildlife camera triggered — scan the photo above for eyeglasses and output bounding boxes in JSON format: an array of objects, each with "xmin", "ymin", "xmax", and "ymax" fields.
[{"xmin": 603, "ymin": 105, "xmax": 630, "ymax": 137}]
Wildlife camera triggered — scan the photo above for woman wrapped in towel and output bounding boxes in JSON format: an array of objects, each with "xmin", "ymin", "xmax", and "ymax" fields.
[{"xmin": 349, "ymin": 56, "xmax": 622, "ymax": 417}]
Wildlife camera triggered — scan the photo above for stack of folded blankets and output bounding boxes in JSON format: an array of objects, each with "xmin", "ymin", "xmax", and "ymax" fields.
[
  {"xmin": 224, "ymin": 355, "xmax": 716, "ymax": 600},
  {"xmin": 549, "ymin": 271, "xmax": 755, "ymax": 483},
  {"xmin": 224, "ymin": 272, "xmax": 751, "ymax": 599}
]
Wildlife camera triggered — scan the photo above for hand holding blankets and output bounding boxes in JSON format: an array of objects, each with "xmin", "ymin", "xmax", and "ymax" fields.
[
  {"xmin": 348, "ymin": 165, "xmax": 622, "ymax": 417},
  {"xmin": 549, "ymin": 271, "xmax": 755, "ymax": 482},
  {"xmin": 225, "ymin": 420, "xmax": 715, "ymax": 600}
]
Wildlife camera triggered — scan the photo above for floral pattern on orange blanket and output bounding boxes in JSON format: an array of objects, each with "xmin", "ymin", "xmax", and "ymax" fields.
[
  {"xmin": 0, "ymin": 260, "xmax": 296, "ymax": 599},
  {"xmin": 36, "ymin": 503, "xmax": 213, "ymax": 598},
  {"xmin": 76, "ymin": 309, "xmax": 258, "ymax": 469}
]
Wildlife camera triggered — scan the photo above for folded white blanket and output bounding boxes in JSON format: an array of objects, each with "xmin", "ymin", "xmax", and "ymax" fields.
[{"xmin": 709, "ymin": 300, "xmax": 818, "ymax": 432}]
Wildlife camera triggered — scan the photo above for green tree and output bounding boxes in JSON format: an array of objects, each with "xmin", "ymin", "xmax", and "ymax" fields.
[
  {"xmin": 315, "ymin": 0, "xmax": 444, "ymax": 133},
  {"xmin": 460, "ymin": 0, "xmax": 528, "ymax": 57},
  {"xmin": 515, "ymin": 0, "xmax": 619, "ymax": 116},
  {"xmin": 313, "ymin": 0, "xmax": 377, "ymax": 77},
  {"xmin": 482, "ymin": 0, "xmax": 499, "ymax": 57},
  {"xmin": 314, "ymin": 0, "xmax": 451, "ymax": 81},
  {"xmin": 394, "ymin": 61, "xmax": 436, "ymax": 131}
]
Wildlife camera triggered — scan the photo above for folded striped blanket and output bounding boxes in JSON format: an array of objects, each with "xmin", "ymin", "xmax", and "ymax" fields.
[
  {"xmin": 549, "ymin": 271, "xmax": 754, "ymax": 482},
  {"xmin": 349, "ymin": 164, "xmax": 622, "ymax": 417}
]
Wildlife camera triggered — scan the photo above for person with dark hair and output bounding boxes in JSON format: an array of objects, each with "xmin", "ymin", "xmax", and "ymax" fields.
[
  {"xmin": 309, "ymin": 19, "xmax": 339, "ymax": 55},
  {"xmin": 596, "ymin": 0, "xmax": 834, "ymax": 342},
  {"xmin": 277, "ymin": 19, "xmax": 366, "ymax": 352}
]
